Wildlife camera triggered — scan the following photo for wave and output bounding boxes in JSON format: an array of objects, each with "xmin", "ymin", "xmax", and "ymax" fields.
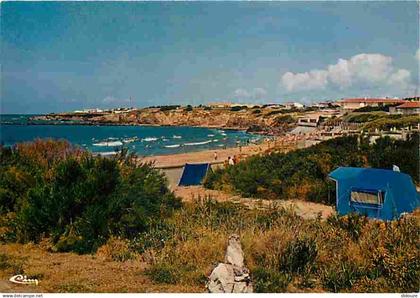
[
  {"xmin": 123, "ymin": 137, "xmax": 138, "ymax": 143},
  {"xmin": 97, "ymin": 151, "xmax": 118, "ymax": 156},
  {"xmin": 207, "ymin": 134, "xmax": 215, "ymax": 137},
  {"xmin": 173, "ymin": 135, "xmax": 182, "ymax": 139},
  {"xmin": 164, "ymin": 144, "xmax": 181, "ymax": 148},
  {"xmin": 93, "ymin": 141, "xmax": 123, "ymax": 147},
  {"xmin": 184, "ymin": 140, "xmax": 212, "ymax": 146},
  {"xmin": 212, "ymin": 139, "xmax": 219, "ymax": 142},
  {"xmin": 143, "ymin": 137, "xmax": 158, "ymax": 142}
]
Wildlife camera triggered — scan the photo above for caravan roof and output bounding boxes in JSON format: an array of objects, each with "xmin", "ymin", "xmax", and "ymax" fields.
[{"xmin": 329, "ymin": 167, "xmax": 419, "ymax": 220}]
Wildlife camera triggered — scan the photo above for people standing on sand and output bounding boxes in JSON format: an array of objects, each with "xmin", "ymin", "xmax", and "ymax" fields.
[
  {"xmin": 233, "ymin": 155, "xmax": 238, "ymax": 165},
  {"xmin": 214, "ymin": 151, "xmax": 218, "ymax": 161}
]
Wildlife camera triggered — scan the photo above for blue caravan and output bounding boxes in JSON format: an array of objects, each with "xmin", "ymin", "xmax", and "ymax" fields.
[
  {"xmin": 329, "ymin": 167, "xmax": 419, "ymax": 220},
  {"xmin": 178, "ymin": 163, "xmax": 212, "ymax": 186}
]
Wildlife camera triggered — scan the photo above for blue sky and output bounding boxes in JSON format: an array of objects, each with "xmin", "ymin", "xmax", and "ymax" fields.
[{"xmin": 1, "ymin": 1, "xmax": 419, "ymax": 113}]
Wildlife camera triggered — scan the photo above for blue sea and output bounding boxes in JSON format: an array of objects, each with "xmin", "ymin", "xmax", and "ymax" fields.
[{"xmin": 0, "ymin": 114, "xmax": 262, "ymax": 156}]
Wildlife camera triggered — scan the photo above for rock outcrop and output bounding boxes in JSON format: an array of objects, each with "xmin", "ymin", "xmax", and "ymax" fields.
[{"xmin": 207, "ymin": 234, "xmax": 253, "ymax": 293}]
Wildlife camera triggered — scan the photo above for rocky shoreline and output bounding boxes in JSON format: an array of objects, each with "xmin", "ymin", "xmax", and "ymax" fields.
[{"xmin": 27, "ymin": 107, "xmax": 297, "ymax": 136}]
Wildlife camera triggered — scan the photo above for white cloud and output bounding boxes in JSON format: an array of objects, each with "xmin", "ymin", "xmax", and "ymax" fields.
[
  {"xmin": 387, "ymin": 69, "xmax": 411, "ymax": 86},
  {"xmin": 233, "ymin": 87, "xmax": 267, "ymax": 99},
  {"xmin": 281, "ymin": 53, "xmax": 411, "ymax": 92},
  {"xmin": 282, "ymin": 70, "xmax": 328, "ymax": 92}
]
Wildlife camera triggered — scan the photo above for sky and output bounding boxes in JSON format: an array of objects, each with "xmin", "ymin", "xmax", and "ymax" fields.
[{"xmin": 1, "ymin": 1, "xmax": 419, "ymax": 113}]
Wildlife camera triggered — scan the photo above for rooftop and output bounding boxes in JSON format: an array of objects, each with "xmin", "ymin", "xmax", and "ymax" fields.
[
  {"xmin": 339, "ymin": 98, "xmax": 406, "ymax": 104},
  {"xmin": 396, "ymin": 101, "xmax": 420, "ymax": 109}
]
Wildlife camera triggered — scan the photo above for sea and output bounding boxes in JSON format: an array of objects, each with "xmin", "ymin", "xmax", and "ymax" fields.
[{"xmin": 0, "ymin": 114, "xmax": 263, "ymax": 156}]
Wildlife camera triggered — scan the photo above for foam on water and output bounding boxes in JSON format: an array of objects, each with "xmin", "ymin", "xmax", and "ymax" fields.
[
  {"xmin": 184, "ymin": 140, "xmax": 212, "ymax": 146},
  {"xmin": 93, "ymin": 141, "xmax": 123, "ymax": 147}
]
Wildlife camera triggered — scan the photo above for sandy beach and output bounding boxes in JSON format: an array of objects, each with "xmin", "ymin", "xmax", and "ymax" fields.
[{"xmin": 140, "ymin": 141, "xmax": 270, "ymax": 168}]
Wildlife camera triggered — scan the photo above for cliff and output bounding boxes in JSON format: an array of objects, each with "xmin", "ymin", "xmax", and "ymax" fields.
[{"xmin": 31, "ymin": 106, "xmax": 300, "ymax": 134}]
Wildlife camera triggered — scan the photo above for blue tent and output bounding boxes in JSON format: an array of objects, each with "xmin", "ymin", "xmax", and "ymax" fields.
[
  {"xmin": 178, "ymin": 163, "xmax": 212, "ymax": 186},
  {"xmin": 329, "ymin": 167, "xmax": 420, "ymax": 220}
]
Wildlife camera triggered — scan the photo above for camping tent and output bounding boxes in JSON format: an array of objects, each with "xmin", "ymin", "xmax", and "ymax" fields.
[
  {"xmin": 329, "ymin": 167, "xmax": 420, "ymax": 220},
  {"xmin": 178, "ymin": 163, "xmax": 212, "ymax": 186}
]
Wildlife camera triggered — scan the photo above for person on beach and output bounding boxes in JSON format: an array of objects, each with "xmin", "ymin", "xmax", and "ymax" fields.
[
  {"xmin": 233, "ymin": 155, "xmax": 238, "ymax": 164},
  {"xmin": 228, "ymin": 156, "xmax": 234, "ymax": 166},
  {"xmin": 214, "ymin": 151, "xmax": 218, "ymax": 161}
]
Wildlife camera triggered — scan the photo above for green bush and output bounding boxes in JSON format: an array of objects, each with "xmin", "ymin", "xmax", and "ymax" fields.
[
  {"xmin": 146, "ymin": 264, "xmax": 180, "ymax": 284},
  {"xmin": 159, "ymin": 105, "xmax": 180, "ymax": 111},
  {"xmin": 322, "ymin": 261, "xmax": 363, "ymax": 292},
  {"xmin": 230, "ymin": 106, "xmax": 247, "ymax": 112},
  {"xmin": 0, "ymin": 140, "xmax": 181, "ymax": 253},
  {"xmin": 204, "ymin": 134, "xmax": 418, "ymax": 204},
  {"xmin": 327, "ymin": 213, "xmax": 368, "ymax": 241},
  {"xmin": 253, "ymin": 267, "xmax": 292, "ymax": 293},
  {"xmin": 279, "ymin": 238, "xmax": 317, "ymax": 274}
]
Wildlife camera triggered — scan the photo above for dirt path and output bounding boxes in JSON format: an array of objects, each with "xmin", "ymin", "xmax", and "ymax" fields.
[{"xmin": 173, "ymin": 186, "xmax": 335, "ymax": 220}]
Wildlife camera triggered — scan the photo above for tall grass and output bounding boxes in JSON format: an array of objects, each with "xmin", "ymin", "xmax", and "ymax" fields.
[{"xmin": 140, "ymin": 197, "xmax": 419, "ymax": 293}]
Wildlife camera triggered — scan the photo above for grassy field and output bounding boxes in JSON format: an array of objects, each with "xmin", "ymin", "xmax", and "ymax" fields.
[{"xmin": 1, "ymin": 198, "xmax": 419, "ymax": 293}]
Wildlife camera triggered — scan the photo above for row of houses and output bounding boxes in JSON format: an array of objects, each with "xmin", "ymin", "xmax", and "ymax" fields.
[
  {"xmin": 209, "ymin": 97, "xmax": 419, "ymax": 114},
  {"xmin": 207, "ymin": 102, "xmax": 306, "ymax": 109},
  {"xmin": 336, "ymin": 97, "xmax": 420, "ymax": 114}
]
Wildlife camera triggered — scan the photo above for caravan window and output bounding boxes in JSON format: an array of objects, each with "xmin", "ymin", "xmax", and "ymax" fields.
[{"xmin": 350, "ymin": 189, "xmax": 384, "ymax": 206}]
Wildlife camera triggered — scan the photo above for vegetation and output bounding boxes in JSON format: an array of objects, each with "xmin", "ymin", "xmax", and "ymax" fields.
[
  {"xmin": 159, "ymin": 105, "xmax": 180, "ymax": 111},
  {"xmin": 353, "ymin": 104, "xmax": 400, "ymax": 113},
  {"xmin": 0, "ymin": 139, "xmax": 418, "ymax": 293},
  {"xmin": 230, "ymin": 105, "xmax": 248, "ymax": 112},
  {"xmin": 0, "ymin": 140, "xmax": 181, "ymax": 254},
  {"xmin": 141, "ymin": 198, "xmax": 419, "ymax": 293},
  {"xmin": 204, "ymin": 135, "xmax": 419, "ymax": 205},
  {"xmin": 343, "ymin": 112, "xmax": 388, "ymax": 123},
  {"xmin": 363, "ymin": 115, "xmax": 419, "ymax": 131},
  {"xmin": 273, "ymin": 115, "xmax": 295, "ymax": 126}
]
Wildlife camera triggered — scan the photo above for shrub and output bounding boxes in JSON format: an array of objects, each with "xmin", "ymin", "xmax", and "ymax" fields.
[
  {"xmin": 97, "ymin": 236, "xmax": 134, "ymax": 262},
  {"xmin": 253, "ymin": 267, "xmax": 292, "ymax": 293},
  {"xmin": 204, "ymin": 135, "xmax": 417, "ymax": 205},
  {"xmin": 159, "ymin": 105, "xmax": 180, "ymax": 112},
  {"xmin": 279, "ymin": 238, "xmax": 317, "ymax": 274},
  {"xmin": 327, "ymin": 213, "xmax": 368, "ymax": 241},
  {"xmin": 230, "ymin": 106, "xmax": 247, "ymax": 112},
  {"xmin": 322, "ymin": 261, "xmax": 363, "ymax": 292},
  {"xmin": 0, "ymin": 140, "xmax": 181, "ymax": 254},
  {"xmin": 146, "ymin": 264, "xmax": 180, "ymax": 284}
]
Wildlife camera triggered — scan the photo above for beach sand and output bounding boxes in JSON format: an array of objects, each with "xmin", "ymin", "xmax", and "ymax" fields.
[{"xmin": 139, "ymin": 142, "xmax": 270, "ymax": 168}]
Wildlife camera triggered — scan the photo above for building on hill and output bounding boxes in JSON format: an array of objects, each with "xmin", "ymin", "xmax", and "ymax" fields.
[
  {"xmin": 389, "ymin": 101, "xmax": 420, "ymax": 115},
  {"xmin": 208, "ymin": 102, "xmax": 255, "ymax": 108},
  {"xmin": 297, "ymin": 116, "xmax": 319, "ymax": 127},
  {"xmin": 283, "ymin": 102, "xmax": 304, "ymax": 109},
  {"xmin": 336, "ymin": 98, "xmax": 406, "ymax": 110}
]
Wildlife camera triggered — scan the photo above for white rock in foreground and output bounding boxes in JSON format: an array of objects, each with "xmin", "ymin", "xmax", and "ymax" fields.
[{"xmin": 207, "ymin": 234, "xmax": 253, "ymax": 293}]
